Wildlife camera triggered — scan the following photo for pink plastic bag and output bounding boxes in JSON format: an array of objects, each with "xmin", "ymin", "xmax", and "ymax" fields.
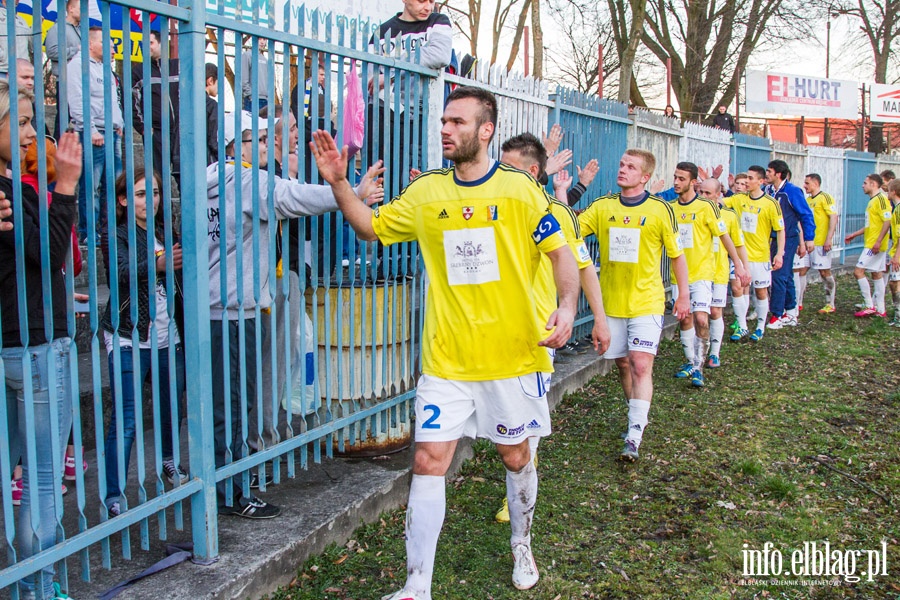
[{"xmin": 343, "ymin": 59, "xmax": 365, "ymax": 158}]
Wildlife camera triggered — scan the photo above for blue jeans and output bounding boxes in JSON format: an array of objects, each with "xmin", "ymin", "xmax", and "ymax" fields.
[
  {"xmin": 770, "ymin": 235, "xmax": 800, "ymax": 316},
  {"xmin": 104, "ymin": 344, "xmax": 185, "ymax": 507},
  {"xmin": 3, "ymin": 338, "xmax": 74, "ymax": 599},
  {"xmin": 77, "ymin": 131, "xmax": 123, "ymax": 243}
]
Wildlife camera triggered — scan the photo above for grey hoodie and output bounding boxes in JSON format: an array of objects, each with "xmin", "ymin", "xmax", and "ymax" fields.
[{"xmin": 206, "ymin": 161, "xmax": 352, "ymax": 319}]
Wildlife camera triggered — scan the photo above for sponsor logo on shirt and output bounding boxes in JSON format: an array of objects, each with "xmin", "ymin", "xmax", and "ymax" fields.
[
  {"xmin": 526, "ymin": 419, "xmax": 541, "ymax": 430},
  {"xmin": 639, "ymin": 216, "xmax": 647, "ymax": 226},
  {"xmin": 488, "ymin": 205, "xmax": 498, "ymax": 220},
  {"xmin": 631, "ymin": 337, "xmax": 656, "ymax": 349},
  {"xmin": 438, "ymin": 208, "xmax": 449, "ymax": 219},
  {"xmin": 608, "ymin": 215, "xmax": 616, "ymax": 222}
]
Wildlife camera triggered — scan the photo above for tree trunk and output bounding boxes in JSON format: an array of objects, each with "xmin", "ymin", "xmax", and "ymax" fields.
[
  {"xmin": 506, "ymin": 0, "xmax": 532, "ymax": 72},
  {"xmin": 618, "ymin": 0, "xmax": 647, "ymax": 103},
  {"xmin": 530, "ymin": 0, "xmax": 543, "ymax": 78}
]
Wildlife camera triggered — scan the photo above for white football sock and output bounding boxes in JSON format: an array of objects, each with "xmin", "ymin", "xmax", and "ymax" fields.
[
  {"xmin": 824, "ymin": 276, "xmax": 836, "ymax": 306},
  {"xmin": 692, "ymin": 334, "xmax": 709, "ymax": 371},
  {"xmin": 756, "ymin": 298, "xmax": 769, "ymax": 330},
  {"xmin": 873, "ymin": 278, "xmax": 886, "ymax": 313},
  {"xmin": 507, "ymin": 461, "xmax": 538, "ymax": 548},
  {"xmin": 679, "ymin": 327, "xmax": 695, "ymax": 363},
  {"xmin": 625, "ymin": 399, "xmax": 651, "ymax": 446},
  {"xmin": 709, "ymin": 317, "xmax": 724, "ymax": 358},
  {"xmin": 733, "ymin": 294, "xmax": 750, "ymax": 330},
  {"xmin": 404, "ymin": 475, "xmax": 445, "ymax": 596},
  {"xmin": 858, "ymin": 277, "xmax": 873, "ymax": 308},
  {"xmin": 797, "ymin": 273, "xmax": 808, "ymax": 307}
]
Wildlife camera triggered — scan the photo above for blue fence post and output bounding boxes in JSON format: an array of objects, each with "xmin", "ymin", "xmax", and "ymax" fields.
[{"xmin": 178, "ymin": 0, "xmax": 218, "ymax": 563}]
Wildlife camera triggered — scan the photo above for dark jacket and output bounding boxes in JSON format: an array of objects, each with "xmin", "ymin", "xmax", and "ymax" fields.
[
  {"xmin": 0, "ymin": 177, "xmax": 77, "ymax": 346},
  {"xmin": 131, "ymin": 57, "xmax": 180, "ymax": 137},
  {"xmin": 712, "ymin": 112, "xmax": 735, "ymax": 133},
  {"xmin": 766, "ymin": 180, "xmax": 816, "ymax": 240},
  {"xmin": 100, "ymin": 222, "xmax": 185, "ymax": 343},
  {"xmin": 206, "ymin": 93, "xmax": 218, "ymax": 166}
]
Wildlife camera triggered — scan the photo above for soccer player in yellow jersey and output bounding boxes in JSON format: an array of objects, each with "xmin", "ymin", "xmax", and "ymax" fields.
[
  {"xmin": 885, "ymin": 180, "xmax": 900, "ymax": 325},
  {"xmin": 578, "ymin": 149, "xmax": 690, "ymax": 462},
  {"xmin": 733, "ymin": 165, "xmax": 785, "ymax": 341},
  {"xmin": 845, "ymin": 173, "xmax": 892, "ymax": 317},
  {"xmin": 492, "ymin": 131, "xmax": 611, "ymax": 524},
  {"xmin": 668, "ymin": 163, "xmax": 748, "ymax": 387},
  {"xmin": 698, "ymin": 178, "xmax": 749, "ymax": 368},
  {"xmin": 800, "ymin": 174, "xmax": 840, "ymax": 312},
  {"xmin": 311, "ymin": 87, "xmax": 580, "ymax": 599}
]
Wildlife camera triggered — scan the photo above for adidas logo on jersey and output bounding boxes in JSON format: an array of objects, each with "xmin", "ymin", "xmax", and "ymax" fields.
[
  {"xmin": 438, "ymin": 209, "xmax": 449, "ymax": 219},
  {"xmin": 608, "ymin": 215, "xmax": 616, "ymax": 222}
]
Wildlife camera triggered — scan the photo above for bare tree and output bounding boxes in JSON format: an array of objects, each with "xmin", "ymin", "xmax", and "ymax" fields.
[
  {"xmin": 546, "ymin": 0, "xmax": 621, "ymax": 93},
  {"xmin": 638, "ymin": 0, "xmax": 813, "ymax": 123},
  {"xmin": 505, "ymin": 0, "xmax": 532, "ymax": 71},
  {"xmin": 608, "ymin": 0, "xmax": 648, "ymax": 104},
  {"xmin": 838, "ymin": 0, "xmax": 900, "ymax": 152},
  {"xmin": 440, "ymin": 0, "xmax": 481, "ymax": 57},
  {"xmin": 530, "ymin": 0, "xmax": 544, "ymax": 77},
  {"xmin": 442, "ymin": 0, "xmax": 535, "ymax": 70}
]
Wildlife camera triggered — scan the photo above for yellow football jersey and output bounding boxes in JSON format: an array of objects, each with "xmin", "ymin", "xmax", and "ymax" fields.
[
  {"xmin": 808, "ymin": 191, "xmax": 837, "ymax": 247},
  {"xmin": 739, "ymin": 193, "xmax": 784, "ymax": 262},
  {"xmin": 891, "ymin": 203, "xmax": 900, "ymax": 250},
  {"xmin": 371, "ymin": 162, "xmax": 567, "ymax": 381},
  {"xmin": 723, "ymin": 192, "xmax": 746, "ymax": 217},
  {"xmin": 533, "ymin": 198, "xmax": 593, "ymax": 338},
  {"xmin": 863, "ymin": 192, "xmax": 892, "ymax": 250},
  {"xmin": 714, "ymin": 207, "xmax": 743, "ymax": 285},
  {"xmin": 669, "ymin": 196, "xmax": 726, "ymax": 284},
  {"xmin": 578, "ymin": 192, "xmax": 683, "ymax": 318}
]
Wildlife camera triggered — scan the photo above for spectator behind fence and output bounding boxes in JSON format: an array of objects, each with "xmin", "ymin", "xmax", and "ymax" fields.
[
  {"xmin": 45, "ymin": 0, "xmax": 82, "ymax": 136},
  {"xmin": 99, "ymin": 166, "xmax": 188, "ymax": 518},
  {"xmin": 712, "ymin": 105, "xmax": 735, "ymax": 133},
  {"xmin": 131, "ymin": 30, "xmax": 181, "ymax": 189},
  {"xmin": 241, "ymin": 36, "xmax": 270, "ymax": 112},
  {"xmin": 205, "ymin": 62, "xmax": 219, "ymax": 165},
  {"xmin": 22, "ymin": 136, "xmax": 83, "ymax": 277},
  {"xmin": 0, "ymin": 78, "xmax": 83, "ymax": 600},
  {"xmin": 67, "ymin": 26, "xmax": 124, "ymax": 245},
  {"xmin": 663, "ymin": 105, "xmax": 676, "ymax": 118},
  {"xmin": 206, "ymin": 114, "xmax": 384, "ymax": 516},
  {"xmin": 0, "ymin": 0, "xmax": 33, "ymax": 77}
]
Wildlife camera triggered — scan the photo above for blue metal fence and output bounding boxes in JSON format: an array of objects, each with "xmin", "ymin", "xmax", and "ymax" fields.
[
  {"xmin": 842, "ymin": 151, "xmax": 879, "ymax": 260},
  {"xmin": 731, "ymin": 132, "xmax": 772, "ymax": 172}
]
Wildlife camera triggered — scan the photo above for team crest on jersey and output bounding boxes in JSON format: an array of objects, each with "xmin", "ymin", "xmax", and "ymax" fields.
[
  {"xmin": 623, "ymin": 216, "xmax": 631, "ymax": 224},
  {"xmin": 463, "ymin": 206, "xmax": 474, "ymax": 220},
  {"xmin": 680, "ymin": 213, "xmax": 686, "ymax": 221},
  {"xmin": 488, "ymin": 205, "xmax": 498, "ymax": 220}
]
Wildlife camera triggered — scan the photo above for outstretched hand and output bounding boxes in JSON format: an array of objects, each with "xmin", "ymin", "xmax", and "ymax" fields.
[
  {"xmin": 358, "ymin": 160, "xmax": 385, "ymax": 205},
  {"xmin": 54, "ymin": 132, "xmax": 83, "ymax": 195},
  {"xmin": 577, "ymin": 159, "xmax": 599, "ymax": 187},
  {"xmin": 553, "ymin": 169, "xmax": 572, "ymax": 192},
  {"xmin": 309, "ymin": 130, "xmax": 349, "ymax": 186},
  {"xmin": 543, "ymin": 123, "xmax": 563, "ymax": 156},
  {"xmin": 545, "ymin": 148, "xmax": 573, "ymax": 177},
  {"xmin": 0, "ymin": 193, "xmax": 11, "ymax": 232},
  {"xmin": 649, "ymin": 179, "xmax": 666, "ymax": 195}
]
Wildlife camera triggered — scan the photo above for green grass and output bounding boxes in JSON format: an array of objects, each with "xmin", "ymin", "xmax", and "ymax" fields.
[{"xmin": 267, "ymin": 275, "xmax": 900, "ymax": 600}]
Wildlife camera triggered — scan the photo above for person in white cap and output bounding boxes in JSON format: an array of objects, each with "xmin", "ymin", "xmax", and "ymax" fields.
[{"xmin": 205, "ymin": 111, "xmax": 383, "ymax": 518}]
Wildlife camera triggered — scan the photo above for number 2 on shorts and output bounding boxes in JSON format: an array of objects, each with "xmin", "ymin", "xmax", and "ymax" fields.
[{"xmin": 421, "ymin": 404, "xmax": 441, "ymax": 429}]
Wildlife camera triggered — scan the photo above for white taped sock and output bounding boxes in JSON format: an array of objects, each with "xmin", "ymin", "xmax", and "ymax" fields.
[
  {"xmin": 680, "ymin": 327, "xmax": 695, "ymax": 363},
  {"xmin": 858, "ymin": 277, "xmax": 873, "ymax": 308},
  {"xmin": 733, "ymin": 295, "xmax": 750, "ymax": 330},
  {"xmin": 626, "ymin": 399, "xmax": 651, "ymax": 446},
  {"xmin": 507, "ymin": 461, "xmax": 538, "ymax": 548},
  {"xmin": 756, "ymin": 298, "xmax": 769, "ymax": 330},
  {"xmin": 709, "ymin": 318, "xmax": 724, "ymax": 358},
  {"xmin": 404, "ymin": 475, "xmax": 446, "ymax": 596},
  {"xmin": 874, "ymin": 278, "xmax": 886, "ymax": 313}
]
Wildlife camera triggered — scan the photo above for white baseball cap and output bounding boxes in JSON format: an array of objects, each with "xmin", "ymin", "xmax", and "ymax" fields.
[{"xmin": 223, "ymin": 111, "xmax": 268, "ymax": 146}]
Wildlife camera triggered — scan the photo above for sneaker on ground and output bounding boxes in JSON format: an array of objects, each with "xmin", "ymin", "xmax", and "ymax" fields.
[
  {"xmin": 107, "ymin": 501, "xmax": 121, "ymax": 517},
  {"xmin": 854, "ymin": 302, "xmax": 868, "ymax": 309},
  {"xmin": 511, "ymin": 544, "xmax": 539, "ymax": 590},
  {"xmin": 691, "ymin": 370, "xmax": 705, "ymax": 388},
  {"xmin": 224, "ymin": 496, "xmax": 281, "ymax": 519},
  {"xmin": 11, "ymin": 478, "xmax": 22, "ymax": 506},
  {"xmin": 61, "ymin": 483, "xmax": 67, "ymax": 497},
  {"xmin": 889, "ymin": 317, "xmax": 900, "ymax": 327},
  {"xmin": 52, "ymin": 582, "xmax": 72, "ymax": 599},
  {"xmin": 798, "ymin": 305, "xmax": 803, "ymax": 311},
  {"xmin": 729, "ymin": 320, "xmax": 741, "ymax": 332},
  {"xmin": 249, "ymin": 472, "xmax": 274, "ymax": 490},
  {"xmin": 162, "ymin": 460, "xmax": 189, "ymax": 485},
  {"xmin": 747, "ymin": 309, "xmax": 758, "ymax": 321},
  {"xmin": 381, "ymin": 589, "xmax": 427, "ymax": 600},
  {"xmin": 767, "ymin": 315, "xmax": 783, "ymax": 330},
  {"xmin": 341, "ymin": 258, "xmax": 350, "ymax": 268},
  {"xmin": 854, "ymin": 307, "xmax": 877, "ymax": 317},
  {"xmin": 730, "ymin": 328, "xmax": 748, "ymax": 342},
  {"xmin": 781, "ymin": 314, "xmax": 798, "ymax": 327},
  {"xmin": 875, "ymin": 311, "xmax": 887, "ymax": 318},
  {"xmin": 818, "ymin": 304, "xmax": 836, "ymax": 314},
  {"xmin": 63, "ymin": 452, "xmax": 87, "ymax": 481},
  {"xmin": 674, "ymin": 363, "xmax": 694, "ymax": 379},
  {"xmin": 707, "ymin": 355, "xmax": 721, "ymax": 368},
  {"xmin": 495, "ymin": 497, "xmax": 510, "ymax": 523},
  {"xmin": 749, "ymin": 328, "xmax": 764, "ymax": 342},
  {"xmin": 620, "ymin": 439, "xmax": 639, "ymax": 462}
]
